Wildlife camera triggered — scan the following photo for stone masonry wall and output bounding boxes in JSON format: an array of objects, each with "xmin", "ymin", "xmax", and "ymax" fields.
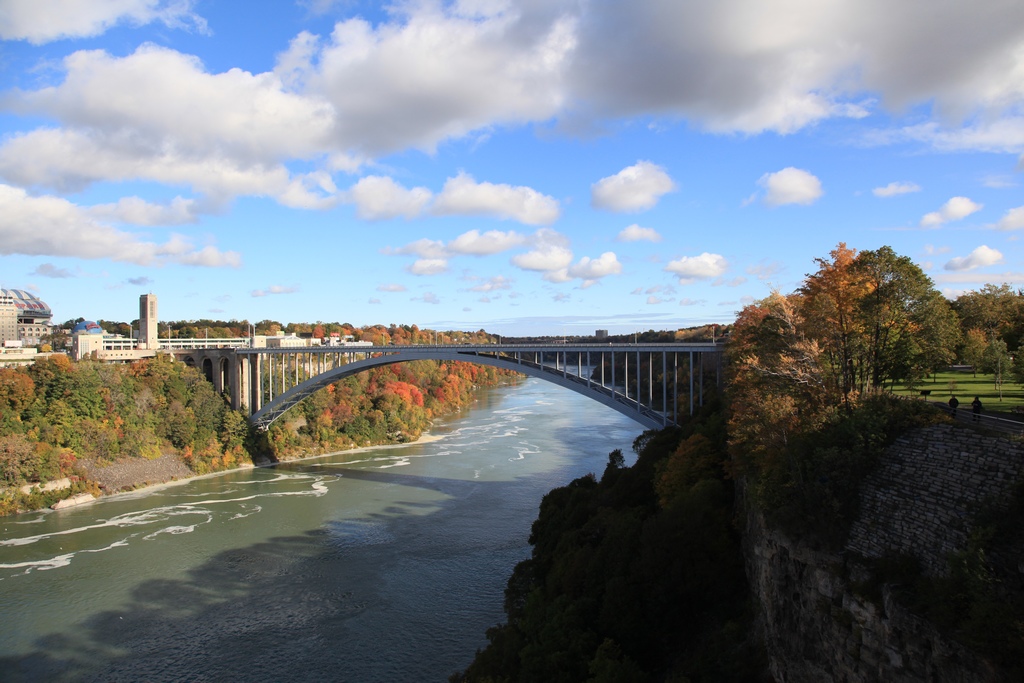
[
  {"xmin": 745, "ymin": 423, "xmax": 1023, "ymax": 682},
  {"xmin": 846, "ymin": 424, "xmax": 1024, "ymax": 576}
]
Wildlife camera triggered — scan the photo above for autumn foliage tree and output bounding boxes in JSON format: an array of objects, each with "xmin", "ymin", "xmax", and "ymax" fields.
[{"xmin": 729, "ymin": 244, "xmax": 956, "ymax": 542}]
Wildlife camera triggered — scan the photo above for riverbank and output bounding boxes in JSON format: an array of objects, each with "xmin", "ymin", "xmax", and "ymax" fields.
[{"xmin": 74, "ymin": 432, "xmax": 447, "ymax": 504}]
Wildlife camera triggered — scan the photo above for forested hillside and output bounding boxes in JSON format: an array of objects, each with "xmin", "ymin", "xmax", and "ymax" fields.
[
  {"xmin": 0, "ymin": 353, "xmax": 517, "ymax": 514},
  {"xmin": 453, "ymin": 402, "xmax": 765, "ymax": 683}
]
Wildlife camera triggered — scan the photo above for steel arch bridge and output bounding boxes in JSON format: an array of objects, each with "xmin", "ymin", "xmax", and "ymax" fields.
[{"xmin": 226, "ymin": 343, "xmax": 721, "ymax": 432}]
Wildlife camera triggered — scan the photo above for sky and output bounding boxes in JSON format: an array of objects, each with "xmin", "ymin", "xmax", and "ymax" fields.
[{"xmin": 1, "ymin": 0, "xmax": 1023, "ymax": 336}]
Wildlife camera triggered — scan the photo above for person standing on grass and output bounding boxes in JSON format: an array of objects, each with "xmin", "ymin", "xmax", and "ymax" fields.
[{"xmin": 972, "ymin": 396, "xmax": 983, "ymax": 421}]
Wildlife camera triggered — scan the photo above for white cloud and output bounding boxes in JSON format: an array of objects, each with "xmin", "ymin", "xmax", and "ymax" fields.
[
  {"xmin": 0, "ymin": 184, "xmax": 240, "ymax": 267},
  {"xmin": 591, "ymin": 161, "xmax": 676, "ymax": 212},
  {"xmin": 665, "ymin": 252, "xmax": 729, "ymax": 284},
  {"xmin": 407, "ymin": 259, "xmax": 449, "ymax": 276},
  {"xmin": 679, "ymin": 298, "xmax": 705, "ymax": 306},
  {"xmin": 417, "ymin": 292, "xmax": 441, "ymax": 305},
  {"xmin": 996, "ymin": 206, "xmax": 1024, "ymax": 230},
  {"xmin": 872, "ymin": 119, "xmax": 1024, "ymax": 155},
  {"xmin": 388, "ymin": 227, "xmax": 566, "ymax": 280},
  {"xmin": 32, "ymin": 263, "xmax": 74, "ymax": 279},
  {"xmin": 316, "ymin": 7, "xmax": 573, "ymax": 155},
  {"xmin": 448, "ymin": 229, "xmax": 528, "ymax": 255},
  {"xmin": 568, "ymin": 2, "xmax": 1024, "ymax": 146},
  {"xmin": 251, "ymin": 285, "xmax": 299, "ymax": 297},
  {"xmin": 920, "ymin": 196, "xmax": 983, "ymax": 227},
  {"xmin": 934, "ymin": 271, "xmax": 1024, "ymax": 285},
  {"xmin": 944, "ymin": 245, "xmax": 1003, "ymax": 271},
  {"xmin": 376, "ymin": 283, "xmax": 408, "ymax": 292},
  {"xmin": 433, "ymin": 172, "xmax": 560, "ymax": 225},
  {"xmin": 2, "ymin": 0, "xmax": 1024, "ymax": 218},
  {"xmin": 0, "ymin": 0, "xmax": 208, "ymax": 44},
  {"xmin": 873, "ymin": 181, "xmax": 921, "ymax": 197},
  {"xmin": 384, "ymin": 238, "xmax": 448, "ymax": 259},
  {"xmin": 982, "ymin": 174, "xmax": 1017, "ymax": 189},
  {"xmin": 566, "ymin": 252, "xmax": 622, "ymax": 285},
  {"xmin": 88, "ymin": 196, "xmax": 200, "ymax": 226},
  {"xmin": 616, "ymin": 224, "xmax": 662, "ymax": 242},
  {"xmin": 510, "ymin": 228, "xmax": 573, "ymax": 274},
  {"xmin": 758, "ymin": 167, "xmax": 823, "ymax": 206},
  {"xmin": 715, "ymin": 276, "xmax": 748, "ymax": 287},
  {"xmin": 747, "ymin": 261, "xmax": 783, "ymax": 281},
  {"xmin": 512, "ymin": 245, "xmax": 574, "ymax": 273},
  {"xmin": 0, "ymin": 46, "xmax": 336, "ymax": 203},
  {"xmin": 346, "ymin": 176, "xmax": 432, "ymax": 219},
  {"xmin": 468, "ymin": 275, "xmax": 514, "ymax": 292}
]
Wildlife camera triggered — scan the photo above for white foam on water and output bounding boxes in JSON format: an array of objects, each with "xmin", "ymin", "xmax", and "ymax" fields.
[
  {"xmin": 143, "ymin": 524, "xmax": 201, "ymax": 540},
  {"xmin": 229, "ymin": 504, "xmax": 262, "ymax": 520},
  {"xmin": 0, "ymin": 506, "xmax": 208, "ymax": 547},
  {"xmin": 10, "ymin": 516, "xmax": 49, "ymax": 525},
  {"xmin": 0, "ymin": 552, "xmax": 75, "ymax": 574},
  {"xmin": 377, "ymin": 458, "xmax": 411, "ymax": 469}
]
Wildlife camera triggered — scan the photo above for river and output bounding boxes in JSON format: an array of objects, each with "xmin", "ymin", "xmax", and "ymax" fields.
[{"xmin": 0, "ymin": 379, "xmax": 641, "ymax": 682}]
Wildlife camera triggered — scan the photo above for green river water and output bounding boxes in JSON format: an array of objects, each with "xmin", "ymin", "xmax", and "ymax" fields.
[{"xmin": 0, "ymin": 379, "xmax": 641, "ymax": 682}]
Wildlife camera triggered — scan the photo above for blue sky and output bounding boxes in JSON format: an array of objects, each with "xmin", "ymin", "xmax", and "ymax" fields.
[{"xmin": 1, "ymin": 0, "xmax": 1023, "ymax": 335}]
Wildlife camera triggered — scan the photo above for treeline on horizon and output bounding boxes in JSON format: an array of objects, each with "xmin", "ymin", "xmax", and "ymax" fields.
[
  {"xmin": 51, "ymin": 318, "xmax": 729, "ymax": 347},
  {"xmin": 0, "ymin": 334, "xmax": 519, "ymax": 514}
]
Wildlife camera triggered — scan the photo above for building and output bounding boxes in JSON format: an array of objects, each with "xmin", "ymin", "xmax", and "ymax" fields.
[
  {"xmin": 0, "ymin": 293, "xmax": 17, "ymax": 345},
  {"xmin": 139, "ymin": 293, "xmax": 158, "ymax": 350},
  {"xmin": 0, "ymin": 289, "xmax": 53, "ymax": 346}
]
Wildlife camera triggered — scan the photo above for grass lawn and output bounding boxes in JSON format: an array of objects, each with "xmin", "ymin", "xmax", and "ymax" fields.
[{"xmin": 890, "ymin": 370, "xmax": 1024, "ymax": 413}]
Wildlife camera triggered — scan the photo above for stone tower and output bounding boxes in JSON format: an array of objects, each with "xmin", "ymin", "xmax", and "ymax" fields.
[{"xmin": 139, "ymin": 293, "xmax": 158, "ymax": 350}]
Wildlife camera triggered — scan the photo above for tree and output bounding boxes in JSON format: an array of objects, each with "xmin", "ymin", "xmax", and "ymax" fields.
[
  {"xmin": 981, "ymin": 338, "xmax": 1011, "ymax": 399},
  {"xmin": 855, "ymin": 247, "xmax": 958, "ymax": 390},
  {"xmin": 1011, "ymin": 346, "xmax": 1024, "ymax": 388},
  {"xmin": 799, "ymin": 243, "xmax": 869, "ymax": 406},
  {"xmin": 955, "ymin": 284, "xmax": 1024, "ymax": 349},
  {"xmin": 962, "ymin": 328, "xmax": 987, "ymax": 377},
  {"xmin": 0, "ymin": 369, "xmax": 35, "ymax": 417},
  {"xmin": 913, "ymin": 292, "xmax": 961, "ymax": 380}
]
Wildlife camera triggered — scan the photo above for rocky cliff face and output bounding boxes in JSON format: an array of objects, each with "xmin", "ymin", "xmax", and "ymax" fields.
[{"xmin": 744, "ymin": 423, "xmax": 1023, "ymax": 683}]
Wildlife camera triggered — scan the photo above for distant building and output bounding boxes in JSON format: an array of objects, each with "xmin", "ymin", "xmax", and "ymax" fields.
[
  {"xmin": 0, "ymin": 289, "xmax": 53, "ymax": 346},
  {"xmin": 139, "ymin": 293, "xmax": 158, "ymax": 350},
  {"xmin": 595, "ymin": 329, "xmax": 609, "ymax": 339},
  {"xmin": 0, "ymin": 293, "xmax": 16, "ymax": 345},
  {"xmin": 265, "ymin": 334, "xmax": 311, "ymax": 348}
]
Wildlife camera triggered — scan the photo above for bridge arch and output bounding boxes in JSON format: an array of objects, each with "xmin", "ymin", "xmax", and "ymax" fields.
[{"xmin": 248, "ymin": 346, "xmax": 719, "ymax": 432}]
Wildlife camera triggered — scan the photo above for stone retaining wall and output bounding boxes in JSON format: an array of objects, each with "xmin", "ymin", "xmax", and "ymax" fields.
[
  {"xmin": 846, "ymin": 423, "xmax": 1024, "ymax": 575},
  {"xmin": 746, "ymin": 422, "xmax": 1023, "ymax": 682}
]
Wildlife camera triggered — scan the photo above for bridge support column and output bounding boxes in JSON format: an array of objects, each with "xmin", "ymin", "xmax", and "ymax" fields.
[
  {"xmin": 229, "ymin": 355, "xmax": 251, "ymax": 412},
  {"xmin": 250, "ymin": 355, "xmax": 263, "ymax": 413},
  {"xmin": 212, "ymin": 355, "xmax": 226, "ymax": 395}
]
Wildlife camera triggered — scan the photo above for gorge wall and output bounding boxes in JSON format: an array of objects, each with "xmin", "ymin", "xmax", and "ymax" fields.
[{"xmin": 744, "ymin": 423, "xmax": 1024, "ymax": 682}]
